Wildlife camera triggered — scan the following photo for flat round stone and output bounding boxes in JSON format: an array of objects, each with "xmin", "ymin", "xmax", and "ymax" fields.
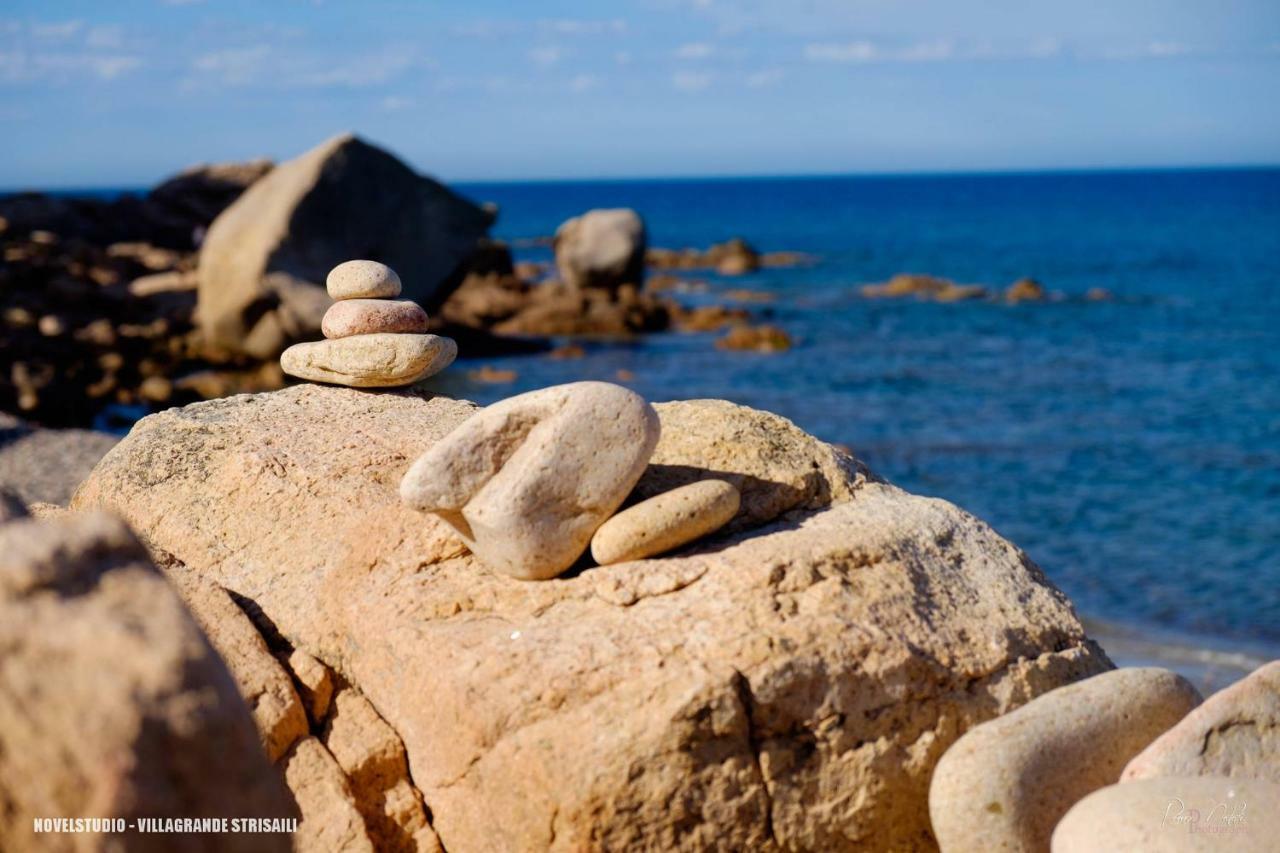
[
  {"xmin": 326, "ymin": 260, "xmax": 402, "ymax": 300},
  {"xmin": 322, "ymin": 299, "xmax": 429, "ymax": 339},
  {"xmin": 591, "ymin": 479, "xmax": 740, "ymax": 565},
  {"xmin": 280, "ymin": 333, "xmax": 455, "ymax": 387}
]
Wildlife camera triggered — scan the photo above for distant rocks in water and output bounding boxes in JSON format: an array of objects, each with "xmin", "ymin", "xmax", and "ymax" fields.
[
  {"xmin": 553, "ymin": 208, "xmax": 647, "ymax": 292},
  {"xmin": 1005, "ymin": 276, "xmax": 1047, "ymax": 303},
  {"xmin": 861, "ymin": 273, "xmax": 990, "ymax": 301},
  {"xmin": 929, "ymin": 667, "xmax": 1202, "ymax": 852},
  {"xmin": 400, "ymin": 381, "xmax": 660, "ymax": 580},
  {"xmin": 197, "ymin": 133, "xmax": 494, "ymax": 358},
  {"xmin": 591, "ymin": 479, "xmax": 740, "ymax": 564},
  {"xmin": 1053, "ymin": 777, "xmax": 1280, "ymax": 852},
  {"xmin": 1122, "ymin": 659, "xmax": 1280, "ymax": 783},
  {"xmin": 647, "ymin": 237, "xmax": 810, "ymax": 274},
  {"xmin": 715, "ymin": 323, "xmax": 793, "ymax": 352},
  {"xmin": 1086, "ymin": 286, "xmax": 1115, "ymax": 301},
  {"xmin": 282, "ymin": 261, "xmax": 456, "ymax": 388},
  {"xmin": 442, "ymin": 273, "xmax": 672, "ymax": 338}
]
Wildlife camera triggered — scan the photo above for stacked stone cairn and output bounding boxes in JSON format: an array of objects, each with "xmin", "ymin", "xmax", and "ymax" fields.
[
  {"xmin": 399, "ymin": 381, "xmax": 741, "ymax": 580},
  {"xmin": 280, "ymin": 260, "xmax": 456, "ymax": 387}
]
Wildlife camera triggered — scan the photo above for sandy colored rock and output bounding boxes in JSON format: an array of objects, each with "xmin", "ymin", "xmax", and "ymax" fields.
[
  {"xmin": 281, "ymin": 737, "xmax": 375, "ymax": 853},
  {"xmin": 1123, "ymin": 659, "xmax": 1280, "ymax": 784},
  {"xmin": 167, "ymin": 573, "xmax": 309, "ymax": 762},
  {"xmin": 324, "ymin": 687, "xmax": 435, "ymax": 852},
  {"xmin": 322, "ymin": 298, "xmax": 429, "ymax": 338},
  {"xmin": 400, "ymin": 381, "xmax": 661, "ymax": 580},
  {"xmin": 288, "ymin": 647, "xmax": 336, "ymax": 723},
  {"xmin": 0, "ymin": 421, "xmax": 119, "ymax": 505},
  {"xmin": 0, "ymin": 512, "xmax": 292, "ymax": 852},
  {"xmin": 592, "ymin": 479, "xmax": 741, "ymax": 564},
  {"xmin": 554, "ymin": 208, "xmax": 647, "ymax": 291},
  {"xmin": 1051, "ymin": 776, "xmax": 1280, "ymax": 852},
  {"xmin": 929, "ymin": 667, "xmax": 1202, "ymax": 853},
  {"xmin": 637, "ymin": 398, "xmax": 865, "ymax": 533},
  {"xmin": 74, "ymin": 384, "xmax": 1113, "ymax": 851},
  {"xmin": 327, "ymin": 260, "xmax": 403, "ymax": 301},
  {"xmin": 197, "ymin": 134, "xmax": 493, "ymax": 357},
  {"xmin": 281, "ymin": 332, "xmax": 456, "ymax": 387}
]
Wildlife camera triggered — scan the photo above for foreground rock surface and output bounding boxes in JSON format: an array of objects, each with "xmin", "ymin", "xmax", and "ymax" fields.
[
  {"xmin": 1123, "ymin": 659, "xmax": 1280, "ymax": 784},
  {"xmin": 74, "ymin": 384, "xmax": 1112, "ymax": 851},
  {"xmin": 197, "ymin": 134, "xmax": 493, "ymax": 357},
  {"xmin": 0, "ymin": 512, "xmax": 292, "ymax": 852},
  {"xmin": 929, "ymin": 667, "xmax": 1201, "ymax": 853},
  {"xmin": 1052, "ymin": 777, "xmax": 1280, "ymax": 852}
]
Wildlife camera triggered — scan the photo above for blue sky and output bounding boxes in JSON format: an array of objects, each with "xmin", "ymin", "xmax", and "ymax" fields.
[{"xmin": 2, "ymin": 0, "xmax": 1279, "ymax": 187}]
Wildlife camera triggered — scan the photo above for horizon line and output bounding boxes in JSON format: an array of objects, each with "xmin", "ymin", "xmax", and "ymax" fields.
[{"xmin": 6, "ymin": 161, "xmax": 1280, "ymax": 195}]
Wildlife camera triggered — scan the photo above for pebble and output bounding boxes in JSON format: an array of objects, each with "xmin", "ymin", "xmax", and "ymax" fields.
[
  {"xmin": 1051, "ymin": 777, "xmax": 1280, "ymax": 852},
  {"xmin": 928, "ymin": 667, "xmax": 1202, "ymax": 853},
  {"xmin": 400, "ymin": 381, "xmax": 660, "ymax": 580},
  {"xmin": 591, "ymin": 480, "xmax": 740, "ymax": 565},
  {"xmin": 280, "ymin": 334, "xmax": 455, "ymax": 387},
  {"xmin": 321, "ymin": 299, "xmax": 429, "ymax": 339},
  {"xmin": 326, "ymin": 260, "xmax": 402, "ymax": 301},
  {"xmin": 1123, "ymin": 659, "xmax": 1280, "ymax": 784}
]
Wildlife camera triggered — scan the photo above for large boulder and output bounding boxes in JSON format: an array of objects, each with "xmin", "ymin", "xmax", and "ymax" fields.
[
  {"xmin": 0, "ymin": 510, "xmax": 293, "ymax": 852},
  {"xmin": 196, "ymin": 134, "xmax": 494, "ymax": 358},
  {"xmin": 554, "ymin": 208, "xmax": 646, "ymax": 292},
  {"xmin": 72, "ymin": 385, "xmax": 1111, "ymax": 851}
]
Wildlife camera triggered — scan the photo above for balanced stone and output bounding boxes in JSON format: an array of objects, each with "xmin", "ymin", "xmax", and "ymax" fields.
[
  {"xmin": 591, "ymin": 479, "xmax": 740, "ymax": 564},
  {"xmin": 327, "ymin": 260, "xmax": 402, "ymax": 301},
  {"xmin": 1052, "ymin": 777, "xmax": 1280, "ymax": 852},
  {"xmin": 1123, "ymin": 659, "xmax": 1280, "ymax": 784},
  {"xmin": 929, "ymin": 667, "xmax": 1201, "ymax": 853},
  {"xmin": 281, "ymin": 333, "xmax": 455, "ymax": 387},
  {"xmin": 322, "ymin": 299, "xmax": 430, "ymax": 339},
  {"xmin": 400, "ymin": 381, "xmax": 660, "ymax": 580}
]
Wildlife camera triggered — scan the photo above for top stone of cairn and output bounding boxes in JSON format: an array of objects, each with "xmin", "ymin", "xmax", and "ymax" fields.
[{"xmin": 326, "ymin": 260, "xmax": 402, "ymax": 300}]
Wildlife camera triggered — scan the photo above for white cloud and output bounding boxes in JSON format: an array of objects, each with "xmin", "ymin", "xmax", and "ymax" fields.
[
  {"xmin": 379, "ymin": 95, "xmax": 413, "ymax": 112},
  {"xmin": 30, "ymin": 20, "xmax": 84, "ymax": 40},
  {"xmin": 804, "ymin": 40, "xmax": 877, "ymax": 63},
  {"xmin": 192, "ymin": 44, "xmax": 271, "ymax": 85},
  {"xmin": 528, "ymin": 45, "xmax": 562, "ymax": 67},
  {"xmin": 745, "ymin": 67, "xmax": 784, "ymax": 88},
  {"xmin": 189, "ymin": 44, "xmax": 417, "ymax": 88},
  {"xmin": 0, "ymin": 49, "xmax": 143, "ymax": 82},
  {"xmin": 568, "ymin": 73, "xmax": 601, "ymax": 93},
  {"xmin": 676, "ymin": 42, "xmax": 715, "ymax": 60},
  {"xmin": 539, "ymin": 19, "xmax": 627, "ymax": 36},
  {"xmin": 897, "ymin": 39, "xmax": 954, "ymax": 63},
  {"xmin": 672, "ymin": 70, "xmax": 711, "ymax": 92},
  {"xmin": 614, "ymin": 50, "xmax": 632, "ymax": 65},
  {"xmin": 805, "ymin": 37, "xmax": 1071, "ymax": 65},
  {"xmin": 1100, "ymin": 41, "xmax": 1197, "ymax": 60},
  {"xmin": 86, "ymin": 25, "xmax": 126, "ymax": 49},
  {"xmin": 1144, "ymin": 41, "xmax": 1190, "ymax": 58}
]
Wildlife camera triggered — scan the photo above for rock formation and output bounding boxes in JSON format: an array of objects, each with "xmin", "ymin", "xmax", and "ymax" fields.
[
  {"xmin": 73, "ymin": 383, "xmax": 1112, "ymax": 850},
  {"xmin": 197, "ymin": 134, "xmax": 493, "ymax": 358},
  {"xmin": 554, "ymin": 208, "xmax": 647, "ymax": 292}
]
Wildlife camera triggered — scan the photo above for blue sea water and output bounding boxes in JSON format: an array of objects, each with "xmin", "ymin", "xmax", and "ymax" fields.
[{"xmin": 428, "ymin": 168, "xmax": 1280, "ymax": 649}]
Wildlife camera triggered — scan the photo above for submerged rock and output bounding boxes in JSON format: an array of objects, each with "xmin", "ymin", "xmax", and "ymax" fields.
[{"xmin": 73, "ymin": 383, "xmax": 1111, "ymax": 851}]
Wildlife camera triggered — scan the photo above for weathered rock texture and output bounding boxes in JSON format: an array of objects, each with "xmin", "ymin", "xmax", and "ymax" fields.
[
  {"xmin": 554, "ymin": 208, "xmax": 646, "ymax": 292},
  {"xmin": 73, "ymin": 384, "xmax": 1112, "ymax": 851},
  {"xmin": 281, "ymin": 333, "xmax": 456, "ymax": 387},
  {"xmin": 0, "ymin": 511, "xmax": 292, "ymax": 852},
  {"xmin": 282, "ymin": 737, "xmax": 376, "ymax": 853},
  {"xmin": 197, "ymin": 134, "xmax": 493, "ymax": 357},
  {"xmin": 1123, "ymin": 659, "xmax": 1280, "ymax": 784}
]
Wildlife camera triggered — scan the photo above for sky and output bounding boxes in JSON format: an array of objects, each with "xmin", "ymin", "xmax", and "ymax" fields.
[{"xmin": 2, "ymin": 0, "xmax": 1279, "ymax": 188}]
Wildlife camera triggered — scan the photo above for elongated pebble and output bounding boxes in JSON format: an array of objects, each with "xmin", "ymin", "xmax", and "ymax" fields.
[
  {"xmin": 326, "ymin": 260, "xmax": 402, "ymax": 300},
  {"xmin": 281, "ymin": 333, "xmax": 455, "ymax": 387},
  {"xmin": 322, "ymin": 299, "xmax": 429, "ymax": 339},
  {"xmin": 591, "ymin": 479, "xmax": 740, "ymax": 565}
]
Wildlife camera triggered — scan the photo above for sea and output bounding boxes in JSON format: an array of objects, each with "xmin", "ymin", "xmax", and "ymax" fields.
[{"xmin": 58, "ymin": 168, "xmax": 1280, "ymax": 658}]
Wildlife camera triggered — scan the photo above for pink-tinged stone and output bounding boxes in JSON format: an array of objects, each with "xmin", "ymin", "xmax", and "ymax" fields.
[{"xmin": 322, "ymin": 300, "xmax": 429, "ymax": 339}]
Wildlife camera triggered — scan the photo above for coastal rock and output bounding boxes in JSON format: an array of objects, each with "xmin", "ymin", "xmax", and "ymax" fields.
[
  {"xmin": 288, "ymin": 648, "xmax": 336, "ymax": 724},
  {"xmin": 0, "ymin": 418, "xmax": 120, "ymax": 505},
  {"xmin": 716, "ymin": 323, "xmax": 792, "ymax": 352},
  {"xmin": 1006, "ymin": 277, "xmax": 1047, "ymax": 303},
  {"xmin": 322, "ymin": 299, "xmax": 430, "ymax": 339},
  {"xmin": 1122, "ymin": 660, "xmax": 1280, "ymax": 784},
  {"xmin": 282, "ymin": 737, "xmax": 376, "ymax": 853},
  {"xmin": 400, "ymin": 381, "xmax": 661, "ymax": 579},
  {"xmin": 0, "ymin": 512, "xmax": 292, "ymax": 852},
  {"xmin": 323, "ymin": 687, "xmax": 438, "ymax": 852},
  {"xmin": 0, "ymin": 488, "xmax": 27, "ymax": 522},
  {"xmin": 638, "ymin": 398, "xmax": 865, "ymax": 532},
  {"xmin": 72, "ymin": 382, "xmax": 1112, "ymax": 851},
  {"xmin": 591, "ymin": 479, "xmax": 741, "ymax": 564},
  {"xmin": 326, "ymin": 260, "xmax": 403, "ymax": 301},
  {"xmin": 554, "ymin": 208, "xmax": 647, "ymax": 292},
  {"xmin": 1051, "ymin": 777, "xmax": 1280, "ymax": 852},
  {"xmin": 710, "ymin": 238, "xmax": 761, "ymax": 276},
  {"xmin": 167, "ymin": 573, "xmax": 309, "ymax": 762},
  {"xmin": 928, "ymin": 667, "xmax": 1202, "ymax": 853},
  {"xmin": 281, "ymin": 333, "xmax": 456, "ymax": 387},
  {"xmin": 861, "ymin": 273, "xmax": 990, "ymax": 302},
  {"xmin": 197, "ymin": 134, "xmax": 493, "ymax": 357}
]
